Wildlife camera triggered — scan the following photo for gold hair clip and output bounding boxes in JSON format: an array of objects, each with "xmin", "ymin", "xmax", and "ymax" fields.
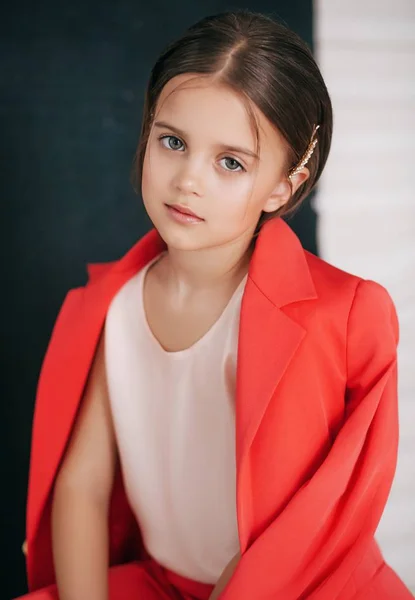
[{"xmin": 289, "ymin": 124, "xmax": 320, "ymax": 179}]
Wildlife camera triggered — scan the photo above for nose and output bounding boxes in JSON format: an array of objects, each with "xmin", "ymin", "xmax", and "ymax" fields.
[{"xmin": 173, "ymin": 158, "xmax": 204, "ymax": 197}]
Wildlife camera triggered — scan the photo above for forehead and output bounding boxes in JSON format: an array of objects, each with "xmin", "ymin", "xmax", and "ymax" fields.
[{"xmin": 155, "ymin": 73, "xmax": 282, "ymax": 152}]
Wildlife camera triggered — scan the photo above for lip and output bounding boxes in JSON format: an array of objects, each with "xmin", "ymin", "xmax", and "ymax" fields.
[
  {"xmin": 165, "ymin": 203, "xmax": 205, "ymax": 224},
  {"xmin": 167, "ymin": 203, "xmax": 203, "ymax": 219}
]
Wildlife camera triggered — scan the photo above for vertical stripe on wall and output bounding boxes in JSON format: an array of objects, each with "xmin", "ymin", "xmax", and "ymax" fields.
[{"xmin": 314, "ymin": 0, "xmax": 415, "ymax": 591}]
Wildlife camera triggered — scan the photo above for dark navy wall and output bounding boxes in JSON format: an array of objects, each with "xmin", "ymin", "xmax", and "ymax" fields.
[{"xmin": 0, "ymin": 2, "xmax": 313, "ymax": 596}]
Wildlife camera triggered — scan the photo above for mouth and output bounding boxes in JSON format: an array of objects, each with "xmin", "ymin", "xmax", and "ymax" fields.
[
  {"xmin": 165, "ymin": 203, "xmax": 203, "ymax": 219},
  {"xmin": 165, "ymin": 203, "xmax": 205, "ymax": 222}
]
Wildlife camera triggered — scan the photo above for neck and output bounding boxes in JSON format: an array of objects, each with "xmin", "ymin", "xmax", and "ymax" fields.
[{"xmin": 161, "ymin": 234, "xmax": 255, "ymax": 294}]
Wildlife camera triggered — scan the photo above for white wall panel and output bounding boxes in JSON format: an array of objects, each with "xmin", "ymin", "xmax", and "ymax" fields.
[{"xmin": 315, "ymin": 0, "xmax": 415, "ymax": 591}]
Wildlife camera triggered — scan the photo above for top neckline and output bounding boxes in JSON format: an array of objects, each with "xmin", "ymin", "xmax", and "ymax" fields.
[{"xmin": 138, "ymin": 253, "xmax": 247, "ymax": 359}]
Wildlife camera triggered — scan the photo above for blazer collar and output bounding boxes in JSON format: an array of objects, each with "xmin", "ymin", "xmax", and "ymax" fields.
[{"xmin": 248, "ymin": 217, "xmax": 317, "ymax": 307}]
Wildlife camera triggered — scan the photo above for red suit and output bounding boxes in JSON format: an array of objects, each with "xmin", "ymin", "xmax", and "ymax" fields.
[{"xmin": 18, "ymin": 218, "xmax": 413, "ymax": 599}]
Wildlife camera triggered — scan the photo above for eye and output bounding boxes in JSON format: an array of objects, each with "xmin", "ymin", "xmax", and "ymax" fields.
[
  {"xmin": 220, "ymin": 157, "xmax": 245, "ymax": 173},
  {"xmin": 159, "ymin": 135, "xmax": 185, "ymax": 151}
]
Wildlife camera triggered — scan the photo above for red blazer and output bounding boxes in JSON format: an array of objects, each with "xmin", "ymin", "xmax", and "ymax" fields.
[{"xmin": 23, "ymin": 218, "xmax": 412, "ymax": 599}]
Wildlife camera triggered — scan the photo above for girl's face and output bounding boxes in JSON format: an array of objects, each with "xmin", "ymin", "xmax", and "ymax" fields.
[{"xmin": 142, "ymin": 73, "xmax": 301, "ymax": 252}]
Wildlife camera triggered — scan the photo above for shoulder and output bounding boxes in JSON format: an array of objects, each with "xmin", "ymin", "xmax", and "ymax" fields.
[
  {"xmin": 85, "ymin": 228, "xmax": 166, "ymax": 287},
  {"xmin": 305, "ymin": 250, "xmax": 394, "ymax": 307},
  {"xmin": 50, "ymin": 231, "xmax": 164, "ymax": 341},
  {"xmin": 305, "ymin": 250, "xmax": 361, "ymax": 295},
  {"xmin": 86, "ymin": 261, "xmax": 118, "ymax": 284},
  {"xmin": 303, "ymin": 250, "xmax": 398, "ymax": 341}
]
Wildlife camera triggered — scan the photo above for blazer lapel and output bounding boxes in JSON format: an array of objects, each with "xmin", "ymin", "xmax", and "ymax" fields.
[{"xmin": 235, "ymin": 218, "xmax": 318, "ymax": 551}]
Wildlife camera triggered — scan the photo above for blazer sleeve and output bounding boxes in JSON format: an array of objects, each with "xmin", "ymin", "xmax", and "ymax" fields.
[{"xmin": 221, "ymin": 279, "xmax": 402, "ymax": 599}]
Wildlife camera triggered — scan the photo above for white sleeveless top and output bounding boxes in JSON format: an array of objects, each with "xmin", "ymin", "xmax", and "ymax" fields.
[{"xmin": 105, "ymin": 254, "xmax": 246, "ymax": 584}]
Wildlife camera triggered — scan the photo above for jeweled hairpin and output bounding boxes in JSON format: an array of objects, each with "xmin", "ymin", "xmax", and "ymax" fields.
[{"xmin": 289, "ymin": 124, "xmax": 320, "ymax": 179}]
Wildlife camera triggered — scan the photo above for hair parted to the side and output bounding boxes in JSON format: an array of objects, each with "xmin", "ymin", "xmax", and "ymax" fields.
[{"xmin": 131, "ymin": 10, "xmax": 333, "ymax": 227}]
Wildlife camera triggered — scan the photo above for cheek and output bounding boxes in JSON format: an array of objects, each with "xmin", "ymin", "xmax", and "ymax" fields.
[
  {"xmin": 213, "ymin": 176, "xmax": 262, "ymax": 218},
  {"xmin": 141, "ymin": 148, "xmax": 152, "ymax": 192},
  {"xmin": 142, "ymin": 147, "xmax": 168, "ymax": 197},
  {"xmin": 214, "ymin": 173, "xmax": 251, "ymax": 198}
]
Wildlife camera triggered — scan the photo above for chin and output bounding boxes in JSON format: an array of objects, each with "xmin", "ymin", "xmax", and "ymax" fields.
[
  {"xmin": 154, "ymin": 222, "xmax": 207, "ymax": 252},
  {"xmin": 163, "ymin": 233, "xmax": 209, "ymax": 252}
]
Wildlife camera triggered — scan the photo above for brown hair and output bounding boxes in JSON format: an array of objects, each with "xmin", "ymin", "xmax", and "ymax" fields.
[{"xmin": 131, "ymin": 10, "xmax": 333, "ymax": 226}]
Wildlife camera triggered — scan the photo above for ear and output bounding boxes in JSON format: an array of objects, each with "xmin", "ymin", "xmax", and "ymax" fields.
[{"xmin": 263, "ymin": 167, "xmax": 310, "ymax": 213}]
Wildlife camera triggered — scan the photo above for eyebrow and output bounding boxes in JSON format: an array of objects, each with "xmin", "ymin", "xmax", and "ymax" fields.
[{"xmin": 153, "ymin": 120, "xmax": 259, "ymax": 160}]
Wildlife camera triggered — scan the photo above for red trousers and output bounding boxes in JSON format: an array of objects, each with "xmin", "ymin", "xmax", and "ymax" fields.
[{"xmin": 15, "ymin": 559, "xmax": 215, "ymax": 600}]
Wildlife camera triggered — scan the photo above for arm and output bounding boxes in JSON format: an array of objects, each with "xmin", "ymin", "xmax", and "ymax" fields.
[
  {"xmin": 220, "ymin": 280, "xmax": 402, "ymax": 599},
  {"xmin": 52, "ymin": 327, "xmax": 116, "ymax": 600}
]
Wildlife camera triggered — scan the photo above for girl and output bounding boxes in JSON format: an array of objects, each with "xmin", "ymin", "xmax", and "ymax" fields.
[{"xmin": 18, "ymin": 10, "xmax": 413, "ymax": 600}]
